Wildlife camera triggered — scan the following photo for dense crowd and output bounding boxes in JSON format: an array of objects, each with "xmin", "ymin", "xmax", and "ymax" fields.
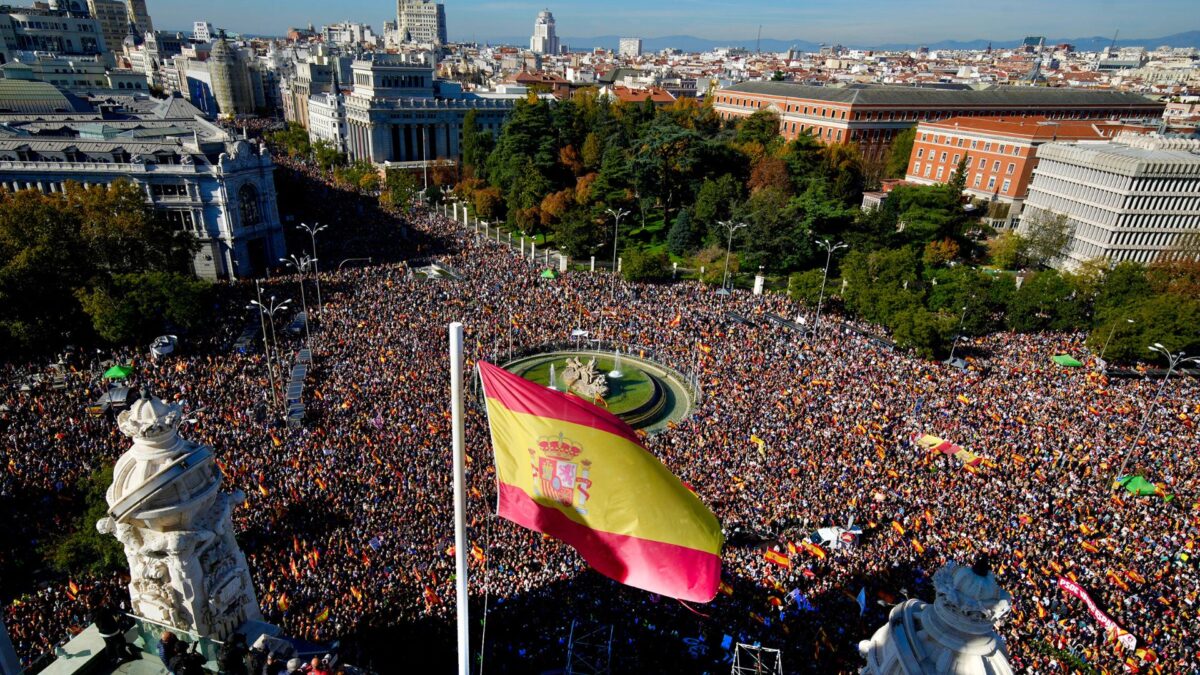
[{"xmin": 3, "ymin": 171, "xmax": 1198, "ymax": 674}]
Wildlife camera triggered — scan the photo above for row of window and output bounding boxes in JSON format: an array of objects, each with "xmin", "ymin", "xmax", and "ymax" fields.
[
  {"xmin": 15, "ymin": 19, "xmax": 92, "ymax": 31},
  {"xmin": 920, "ymin": 133, "xmax": 1025, "ymax": 157},
  {"xmin": 715, "ymin": 95, "xmax": 1150, "ymax": 125}
]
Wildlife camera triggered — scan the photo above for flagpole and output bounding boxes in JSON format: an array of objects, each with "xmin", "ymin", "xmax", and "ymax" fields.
[{"xmin": 449, "ymin": 322, "xmax": 470, "ymax": 675}]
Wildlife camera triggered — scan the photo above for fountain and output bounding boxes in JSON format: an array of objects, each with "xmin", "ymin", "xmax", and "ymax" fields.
[
  {"xmin": 608, "ymin": 348, "xmax": 624, "ymax": 379},
  {"xmin": 548, "ymin": 363, "xmax": 558, "ymax": 390}
]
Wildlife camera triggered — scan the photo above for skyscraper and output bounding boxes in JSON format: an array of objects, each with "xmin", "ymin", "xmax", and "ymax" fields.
[
  {"xmin": 125, "ymin": 0, "xmax": 153, "ymax": 35},
  {"xmin": 396, "ymin": 0, "xmax": 446, "ymax": 46},
  {"xmin": 530, "ymin": 9, "xmax": 559, "ymax": 55},
  {"xmin": 618, "ymin": 37, "xmax": 642, "ymax": 57}
]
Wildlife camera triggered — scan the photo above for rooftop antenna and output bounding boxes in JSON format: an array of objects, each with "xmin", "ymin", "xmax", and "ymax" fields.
[{"xmin": 1109, "ymin": 29, "xmax": 1119, "ymax": 52}]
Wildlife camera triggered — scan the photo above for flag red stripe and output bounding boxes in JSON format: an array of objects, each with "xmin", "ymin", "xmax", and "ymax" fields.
[
  {"xmin": 498, "ymin": 482, "xmax": 720, "ymax": 602},
  {"xmin": 479, "ymin": 361, "xmax": 643, "ymax": 445}
]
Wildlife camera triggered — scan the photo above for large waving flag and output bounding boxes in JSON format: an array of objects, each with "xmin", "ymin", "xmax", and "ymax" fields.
[{"xmin": 477, "ymin": 361, "xmax": 722, "ymax": 602}]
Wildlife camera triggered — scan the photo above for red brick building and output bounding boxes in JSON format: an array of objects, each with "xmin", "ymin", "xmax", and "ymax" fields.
[
  {"xmin": 906, "ymin": 117, "xmax": 1127, "ymax": 212},
  {"xmin": 710, "ymin": 82, "xmax": 1164, "ymax": 159}
]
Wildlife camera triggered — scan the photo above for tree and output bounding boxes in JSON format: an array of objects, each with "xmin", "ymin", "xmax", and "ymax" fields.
[
  {"xmin": 1095, "ymin": 261, "xmax": 1151, "ymax": 316},
  {"xmin": 1087, "ymin": 294, "xmax": 1200, "ymax": 365},
  {"xmin": 76, "ymin": 271, "xmax": 213, "ymax": 344},
  {"xmin": 787, "ymin": 268, "xmax": 827, "ymax": 305},
  {"xmin": 922, "ymin": 238, "xmax": 960, "ymax": 268},
  {"xmin": 1006, "ymin": 270, "xmax": 1088, "ymax": 332},
  {"xmin": 667, "ymin": 209, "xmax": 694, "ymax": 256},
  {"xmin": 840, "ymin": 247, "xmax": 924, "ymax": 326},
  {"xmin": 690, "ymin": 245, "xmax": 737, "ymax": 286},
  {"xmin": 312, "ymin": 139, "xmax": 345, "ymax": 171},
  {"xmin": 1146, "ymin": 231, "xmax": 1200, "ymax": 298},
  {"xmin": 884, "ymin": 128, "xmax": 916, "ymax": 178},
  {"xmin": 692, "ymin": 174, "xmax": 743, "ymax": 238},
  {"xmin": 67, "ymin": 181, "xmax": 197, "ymax": 274},
  {"xmin": 621, "ymin": 248, "xmax": 669, "ymax": 282},
  {"xmin": 552, "ymin": 208, "xmax": 605, "ymax": 258},
  {"xmin": 890, "ymin": 306, "xmax": 955, "ymax": 359},
  {"xmin": 948, "ymin": 155, "xmax": 969, "ymax": 194},
  {"xmin": 735, "ymin": 110, "xmax": 781, "ymax": 147},
  {"xmin": 45, "ymin": 466, "xmax": 126, "ymax": 575},
  {"xmin": 748, "ymin": 155, "xmax": 791, "ymax": 195},
  {"xmin": 380, "ymin": 169, "xmax": 420, "ymax": 211},
  {"xmin": 988, "ymin": 231, "xmax": 1025, "ymax": 269},
  {"xmin": 1020, "ymin": 209, "xmax": 1074, "ymax": 268}
]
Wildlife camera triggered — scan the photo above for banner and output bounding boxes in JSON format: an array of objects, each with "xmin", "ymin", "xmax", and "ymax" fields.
[
  {"xmin": 1056, "ymin": 577, "xmax": 1137, "ymax": 650},
  {"xmin": 912, "ymin": 433, "xmax": 982, "ymax": 468}
]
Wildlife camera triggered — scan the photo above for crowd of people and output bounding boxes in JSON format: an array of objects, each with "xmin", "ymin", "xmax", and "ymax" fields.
[{"xmin": 2, "ymin": 164, "xmax": 1198, "ymax": 674}]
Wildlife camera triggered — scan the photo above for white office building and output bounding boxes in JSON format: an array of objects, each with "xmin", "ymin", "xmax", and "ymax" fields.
[
  {"xmin": 618, "ymin": 37, "xmax": 642, "ymax": 58},
  {"xmin": 1020, "ymin": 133, "xmax": 1200, "ymax": 270},
  {"xmin": 396, "ymin": 0, "xmax": 446, "ymax": 46},
  {"xmin": 192, "ymin": 21, "xmax": 213, "ymax": 42},
  {"xmin": 308, "ymin": 80, "xmax": 348, "ymax": 154},
  {"xmin": 530, "ymin": 9, "xmax": 559, "ymax": 55}
]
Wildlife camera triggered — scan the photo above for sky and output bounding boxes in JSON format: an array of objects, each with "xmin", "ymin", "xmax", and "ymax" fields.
[{"xmin": 150, "ymin": 0, "xmax": 1194, "ymax": 44}]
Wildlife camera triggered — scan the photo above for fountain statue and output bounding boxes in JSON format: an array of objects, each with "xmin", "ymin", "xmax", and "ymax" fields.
[{"xmin": 561, "ymin": 357, "xmax": 608, "ymax": 401}]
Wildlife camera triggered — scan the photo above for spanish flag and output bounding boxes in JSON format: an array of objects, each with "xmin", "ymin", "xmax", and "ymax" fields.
[
  {"xmin": 764, "ymin": 549, "xmax": 791, "ymax": 568},
  {"xmin": 478, "ymin": 361, "xmax": 722, "ymax": 602}
]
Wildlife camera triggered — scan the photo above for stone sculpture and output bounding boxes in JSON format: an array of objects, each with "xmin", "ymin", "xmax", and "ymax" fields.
[
  {"xmin": 561, "ymin": 357, "xmax": 608, "ymax": 400},
  {"xmin": 96, "ymin": 394, "xmax": 261, "ymax": 640}
]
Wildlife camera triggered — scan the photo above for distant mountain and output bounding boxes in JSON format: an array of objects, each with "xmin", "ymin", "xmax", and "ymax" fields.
[{"xmin": 483, "ymin": 30, "xmax": 1200, "ymax": 53}]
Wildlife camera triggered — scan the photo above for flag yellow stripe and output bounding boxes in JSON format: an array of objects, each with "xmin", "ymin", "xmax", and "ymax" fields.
[{"xmin": 485, "ymin": 399, "xmax": 721, "ymax": 555}]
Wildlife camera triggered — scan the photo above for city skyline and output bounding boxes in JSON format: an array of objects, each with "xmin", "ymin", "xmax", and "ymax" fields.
[{"xmin": 151, "ymin": 0, "xmax": 1197, "ymax": 46}]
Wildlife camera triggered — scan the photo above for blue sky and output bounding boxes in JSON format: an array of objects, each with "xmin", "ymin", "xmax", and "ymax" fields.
[{"xmin": 151, "ymin": 0, "xmax": 1192, "ymax": 44}]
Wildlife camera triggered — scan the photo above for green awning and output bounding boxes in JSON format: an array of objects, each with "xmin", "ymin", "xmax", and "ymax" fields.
[
  {"xmin": 1115, "ymin": 475, "xmax": 1169, "ymax": 498},
  {"xmin": 1052, "ymin": 355, "xmax": 1083, "ymax": 367},
  {"xmin": 103, "ymin": 364, "xmax": 134, "ymax": 379}
]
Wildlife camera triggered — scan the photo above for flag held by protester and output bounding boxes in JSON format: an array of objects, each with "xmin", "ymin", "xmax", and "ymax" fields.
[{"xmin": 477, "ymin": 361, "xmax": 723, "ymax": 602}]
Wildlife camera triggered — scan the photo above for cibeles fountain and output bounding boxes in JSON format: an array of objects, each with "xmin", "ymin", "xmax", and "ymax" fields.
[{"xmin": 96, "ymin": 394, "xmax": 262, "ymax": 640}]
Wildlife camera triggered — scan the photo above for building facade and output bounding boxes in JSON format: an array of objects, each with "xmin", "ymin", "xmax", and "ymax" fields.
[
  {"xmin": 711, "ymin": 83, "xmax": 1165, "ymax": 159},
  {"xmin": 0, "ymin": 93, "xmax": 285, "ymax": 279},
  {"xmin": 1020, "ymin": 133, "xmax": 1200, "ymax": 270},
  {"xmin": 905, "ymin": 116, "xmax": 1132, "ymax": 226},
  {"xmin": 124, "ymin": 0, "xmax": 152, "ymax": 36},
  {"xmin": 396, "ymin": 0, "xmax": 446, "ymax": 46},
  {"xmin": 308, "ymin": 86, "xmax": 347, "ymax": 153},
  {"xmin": 85, "ymin": 0, "xmax": 127, "ymax": 60},
  {"xmin": 530, "ymin": 10, "xmax": 559, "ymax": 55},
  {"xmin": 344, "ymin": 55, "xmax": 513, "ymax": 164},
  {"xmin": 0, "ymin": 5, "xmax": 106, "ymax": 63},
  {"xmin": 208, "ymin": 35, "xmax": 255, "ymax": 117},
  {"xmin": 618, "ymin": 37, "xmax": 642, "ymax": 58}
]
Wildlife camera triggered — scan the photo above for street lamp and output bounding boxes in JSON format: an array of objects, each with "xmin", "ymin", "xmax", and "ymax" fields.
[
  {"xmin": 947, "ymin": 305, "xmax": 969, "ymax": 364},
  {"xmin": 296, "ymin": 222, "xmax": 327, "ymax": 315},
  {"xmin": 248, "ymin": 287, "xmax": 291, "ymax": 411},
  {"xmin": 812, "ymin": 238, "xmax": 847, "ymax": 336},
  {"xmin": 1099, "ymin": 318, "xmax": 1135, "ymax": 365},
  {"xmin": 605, "ymin": 208, "xmax": 629, "ymax": 277},
  {"xmin": 281, "ymin": 254, "xmax": 315, "ymax": 342},
  {"xmin": 717, "ymin": 220, "xmax": 749, "ymax": 293},
  {"xmin": 1113, "ymin": 344, "xmax": 1200, "ymax": 490}
]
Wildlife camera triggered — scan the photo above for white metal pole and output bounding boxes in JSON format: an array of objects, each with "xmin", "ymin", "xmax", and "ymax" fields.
[{"xmin": 448, "ymin": 322, "xmax": 470, "ymax": 675}]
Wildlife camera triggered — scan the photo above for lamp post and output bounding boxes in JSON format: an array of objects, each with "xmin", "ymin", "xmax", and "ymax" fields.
[
  {"xmin": 1113, "ymin": 344, "xmax": 1200, "ymax": 491},
  {"xmin": 281, "ymin": 254, "xmax": 314, "ymax": 342},
  {"xmin": 296, "ymin": 222, "xmax": 327, "ymax": 315},
  {"xmin": 250, "ymin": 292, "xmax": 291, "ymax": 411},
  {"xmin": 947, "ymin": 304, "xmax": 969, "ymax": 364},
  {"xmin": 249, "ymin": 282, "xmax": 280, "ymax": 410},
  {"xmin": 605, "ymin": 208, "xmax": 629, "ymax": 278},
  {"xmin": 812, "ymin": 238, "xmax": 847, "ymax": 336},
  {"xmin": 1099, "ymin": 318, "xmax": 1135, "ymax": 365},
  {"xmin": 717, "ymin": 220, "xmax": 748, "ymax": 292}
]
